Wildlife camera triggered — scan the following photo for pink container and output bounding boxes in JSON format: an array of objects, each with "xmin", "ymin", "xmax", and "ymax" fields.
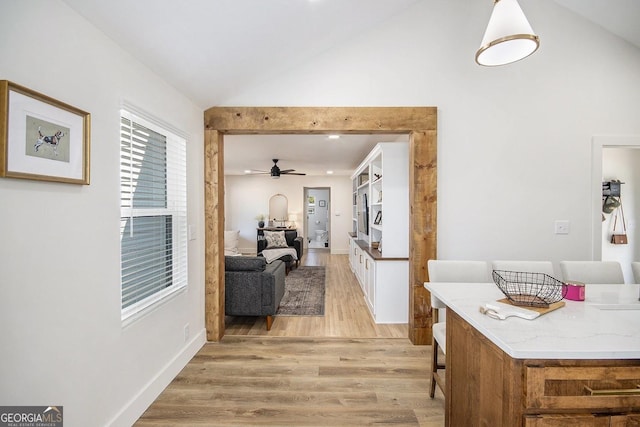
[{"xmin": 563, "ymin": 281, "xmax": 585, "ymax": 301}]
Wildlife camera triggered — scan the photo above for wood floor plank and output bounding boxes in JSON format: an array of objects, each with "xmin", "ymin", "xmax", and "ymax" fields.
[
  {"xmin": 135, "ymin": 250, "xmax": 443, "ymax": 426},
  {"xmin": 224, "ymin": 250, "xmax": 408, "ymax": 338}
]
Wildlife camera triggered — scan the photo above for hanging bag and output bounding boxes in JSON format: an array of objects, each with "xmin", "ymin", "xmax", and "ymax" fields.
[{"xmin": 611, "ymin": 199, "xmax": 628, "ymax": 245}]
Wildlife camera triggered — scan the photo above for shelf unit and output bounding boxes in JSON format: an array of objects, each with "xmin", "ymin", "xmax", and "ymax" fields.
[
  {"xmin": 349, "ymin": 142, "xmax": 409, "ymax": 324},
  {"xmin": 350, "ymin": 142, "xmax": 409, "ymax": 258}
]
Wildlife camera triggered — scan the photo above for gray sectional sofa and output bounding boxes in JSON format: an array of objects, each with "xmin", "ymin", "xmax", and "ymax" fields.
[{"xmin": 224, "ymin": 256, "xmax": 286, "ymax": 330}]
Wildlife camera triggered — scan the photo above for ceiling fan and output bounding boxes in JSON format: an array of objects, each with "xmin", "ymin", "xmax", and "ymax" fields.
[{"xmin": 253, "ymin": 159, "xmax": 306, "ymax": 178}]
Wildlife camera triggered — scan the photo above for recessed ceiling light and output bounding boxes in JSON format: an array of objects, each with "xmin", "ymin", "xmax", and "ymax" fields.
[
  {"xmin": 326, "ymin": 170, "xmax": 334, "ymax": 175},
  {"xmin": 244, "ymin": 170, "xmax": 252, "ymax": 174},
  {"xmin": 328, "ymin": 135, "xmax": 340, "ymax": 140}
]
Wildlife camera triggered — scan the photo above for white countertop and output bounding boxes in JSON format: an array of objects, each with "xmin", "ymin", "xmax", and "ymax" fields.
[{"xmin": 424, "ymin": 282, "xmax": 640, "ymax": 360}]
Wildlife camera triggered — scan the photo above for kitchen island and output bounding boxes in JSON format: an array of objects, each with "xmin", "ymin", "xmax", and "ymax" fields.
[{"xmin": 425, "ymin": 282, "xmax": 640, "ymax": 426}]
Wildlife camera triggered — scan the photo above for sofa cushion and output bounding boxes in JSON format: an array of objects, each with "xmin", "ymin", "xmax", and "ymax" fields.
[
  {"xmin": 224, "ymin": 230, "xmax": 240, "ymax": 255},
  {"xmin": 225, "ymin": 256, "xmax": 266, "ymax": 272},
  {"xmin": 264, "ymin": 230, "xmax": 288, "ymax": 248}
]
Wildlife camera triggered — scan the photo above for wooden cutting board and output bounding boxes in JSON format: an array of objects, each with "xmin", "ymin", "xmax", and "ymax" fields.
[{"xmin": 497, "ymin": 298, "xmax": 565, "ymax": 316}]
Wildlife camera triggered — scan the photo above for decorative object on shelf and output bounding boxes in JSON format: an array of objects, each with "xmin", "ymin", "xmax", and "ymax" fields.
[
  {"xmin": 611, "ymin": 198, "xmax": 628, "ymax": 245},
  {"xmin": 374, "ymin": 173, "xmax": 382, "ymax": 181},
  {"xmin": 371, "ymin": 241, "xmax": 380, "ymax": 249},
  {"xmin": 377, "ymin": 191, "xmax": 382, "ymax": 203},
  {"xmin": 374, "ymin": 211, "xmax": 382, "ymax": 225},
  {"xmin": 255, "ymin": 213, "xmax": 266, "ymax": 228},
  {"xmin": 0, "ymin": 80, "xmax": 91, "ymax": 184},
  {"xmin": 492, "ymin": 270, "xmax": 567, "ymax": 307},
  {"xmin": 318, "ymin": 200, "xmax": 326, "ymax": 207},
  {"xmin": 475, "ymin": 0, "xmax": 539, "ymax": 66}
]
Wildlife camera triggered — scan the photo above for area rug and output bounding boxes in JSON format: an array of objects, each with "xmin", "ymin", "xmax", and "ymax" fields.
[{"xmin": 277, "ymin": 266, "xmax": 326, "ymax": 316}]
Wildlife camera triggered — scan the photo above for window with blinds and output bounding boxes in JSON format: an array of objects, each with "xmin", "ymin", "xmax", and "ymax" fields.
[{"xmin": 120, "ymin": 109, "xmax": 187, "ymax": 321}]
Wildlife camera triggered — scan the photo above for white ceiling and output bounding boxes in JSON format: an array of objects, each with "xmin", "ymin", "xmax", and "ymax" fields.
[
  {"xmin": 225, "ymin": 134, "xmax": 408, "ymax": 176},
  {"xmin": 61, "ymin": 0, "xmax": 640, "ymax": 176}
]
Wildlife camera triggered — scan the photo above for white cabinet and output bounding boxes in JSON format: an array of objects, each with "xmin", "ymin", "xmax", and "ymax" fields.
[
  {"xmin": 353, "ymin": 241, "xmax": 408, "ymax": 324},
  {"xmin": 349, "ymin": 142, "xmax": 409, "ymax": 324},
  {"xmin": 364, "ymin": 252, "xmax": 376, "ymax": 314}
]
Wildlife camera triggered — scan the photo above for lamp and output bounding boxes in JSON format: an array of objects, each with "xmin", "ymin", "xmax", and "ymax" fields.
[
  {"xmin": 288, "ymin": 213, "xmax": 298, "ymax": 228},
  {"xmin": 476, "ymin": 0, "xmax": 539, "ymax": 66}
]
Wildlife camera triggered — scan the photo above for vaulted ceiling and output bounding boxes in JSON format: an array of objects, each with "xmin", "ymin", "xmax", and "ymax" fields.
[{"xmin": 62, "ymin": 0, "xmax": 640, "ymax": 175}]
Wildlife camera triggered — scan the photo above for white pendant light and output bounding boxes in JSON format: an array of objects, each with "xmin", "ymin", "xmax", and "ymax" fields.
[{"xmin": 476, "ymin": 0, "xmax": 540, "ymax": 66}]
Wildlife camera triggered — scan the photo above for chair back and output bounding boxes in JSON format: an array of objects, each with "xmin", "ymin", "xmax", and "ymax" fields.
[
  {"xmin": 559, "ymin": 261, "xmax": 624, "ymax": 284},
  {"xmin": 632, "ymin": 262, "xmax": 640, "ymax": 284},
  {"xmin": 427, "ymin": 260, "xmax": 491, "ymax": 311},
  {"xmin": 491, "ymin": 260, "xmax": 555, "ymax": 276}
]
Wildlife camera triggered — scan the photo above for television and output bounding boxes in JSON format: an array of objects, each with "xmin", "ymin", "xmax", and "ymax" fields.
[{"xmin": 358, "ymin": 192, "xmax": 369, "ymax": 235}]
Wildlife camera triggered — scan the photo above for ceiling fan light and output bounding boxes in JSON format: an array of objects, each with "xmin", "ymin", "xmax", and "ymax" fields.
[{"xmin": 476, "ymin": 0, "xmax": 539, "ymax": 66}]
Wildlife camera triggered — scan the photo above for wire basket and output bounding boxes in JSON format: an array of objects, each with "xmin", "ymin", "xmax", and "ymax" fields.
[{"xmin": 492, "ymin": 270, "xmax": 567, "ymax": 307}]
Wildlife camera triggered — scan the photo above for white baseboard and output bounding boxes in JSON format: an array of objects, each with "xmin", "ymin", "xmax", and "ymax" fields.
[{"xmin": 107, "ymin": 328, "xmax": 206, "ymax": 427}]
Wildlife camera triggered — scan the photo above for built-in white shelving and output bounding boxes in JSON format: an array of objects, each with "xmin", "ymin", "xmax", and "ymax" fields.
[{"xmin": 348, "ymin": 142, "xmax": 409, "ymax": 323}]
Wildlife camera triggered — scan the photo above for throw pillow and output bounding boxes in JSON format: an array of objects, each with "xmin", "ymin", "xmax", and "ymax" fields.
[
  {"xmin": 224, "ymin": 230, "xmax": 240, "ymax": 255},
  {"xmin": 264, "ymin": 230, "xmax": 288, "ymax": 249}
]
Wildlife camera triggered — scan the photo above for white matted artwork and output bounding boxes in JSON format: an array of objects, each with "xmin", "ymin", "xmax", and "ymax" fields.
[{"xmin": 0, "ymin": 81, "xmax": 90, "ymax": 184}]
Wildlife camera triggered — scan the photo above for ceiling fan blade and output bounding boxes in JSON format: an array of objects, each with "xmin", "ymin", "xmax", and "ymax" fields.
[
  {"xmin": 281, "ymin": 172, "xmax": 306, "ymax": 175},
  {"xmin": 279, "ymin": 169, "xmax": 296, "ymax": 173}
]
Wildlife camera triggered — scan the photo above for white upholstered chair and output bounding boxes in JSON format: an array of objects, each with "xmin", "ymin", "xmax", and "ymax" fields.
[
  {"xmin": 632, "ymin": 262, "xmax": 640, "ymax": 284},
  {"xmin": 559, "ymin": 261, "xmax": 625, "ymax": 284},
  {"xmin": 491, "ymin": 260, "xmax": 555, "ymax": 276},
  {"xmin": 427, "ymin": 260, "xmax": 490, "ymax": 398}
]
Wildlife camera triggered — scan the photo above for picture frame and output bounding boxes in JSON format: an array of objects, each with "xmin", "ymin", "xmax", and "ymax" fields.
[
  {"xmin": 319, "ymin": 200, "xmax": 326, "ymax": 207},
  {"xmin": 0, "ymin": 80, "xmax": 91, "ymax": 184},
  {"xmin": 374, "ymin": 211, "xmax": 382, "ymax": 225},
  {"xmin": 308, "ymin": 207, "xmax": 315, "ymax": 215}
]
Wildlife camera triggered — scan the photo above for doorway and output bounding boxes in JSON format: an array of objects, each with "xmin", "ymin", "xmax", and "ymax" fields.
[
  {"xmin": 592, "ymin": 136, "xmax": 640, "ymax": 283},
  {"xmin": 204, "ymin": 106, "xmax": 437, "ymax": 344},
  {"xmin": 305, "ymin": 187, "xmax": 331, "ymax": 249}
]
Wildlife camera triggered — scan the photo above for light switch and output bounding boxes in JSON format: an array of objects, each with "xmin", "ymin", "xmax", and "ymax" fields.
[{"xmin": 554, "ymin": 220, "xmax": 570, "ymax": 235}]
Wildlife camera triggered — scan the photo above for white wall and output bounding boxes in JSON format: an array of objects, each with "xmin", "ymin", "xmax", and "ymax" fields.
[
  {"xmin": 0, "ymin": 2, "xmax": 205, "ymax": 426},
  {"xmin": 225, "ymin": 175, "xmax": 352, "ymax": 254},
  {"xmin": 602, "ymin": 148, "xmax": 640, "ymax": 282},
  {"xmin": 221, "ymin": 0, "xmax": 640, "ymax": 275}
]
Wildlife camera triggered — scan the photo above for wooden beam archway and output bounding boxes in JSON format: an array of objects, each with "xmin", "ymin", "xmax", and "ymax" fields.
[{"xmin": 204, "ymin": 107, "xmax": 437, "ymax": 344}]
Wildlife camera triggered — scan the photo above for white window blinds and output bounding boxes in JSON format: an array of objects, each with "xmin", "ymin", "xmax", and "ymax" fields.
[{"xmin": 120, "ymin": 110, "xmax": 187, "ymax": 320}]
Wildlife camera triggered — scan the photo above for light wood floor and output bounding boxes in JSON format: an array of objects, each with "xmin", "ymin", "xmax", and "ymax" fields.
[
  {"xmin": 224, "ymin": 249, "xmax": 408, "ymax": 338},
  {"xmin": 135, "ymin": 250, "xmax": 445, "ymax": 426}
]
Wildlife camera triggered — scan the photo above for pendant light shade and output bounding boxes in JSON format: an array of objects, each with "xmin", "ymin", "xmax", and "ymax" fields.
[{"xmin": 476, "ymin": 0, "xmax": 539, "ymax": 66}]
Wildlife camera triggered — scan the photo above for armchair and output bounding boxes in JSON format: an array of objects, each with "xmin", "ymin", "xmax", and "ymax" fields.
[{"xmin": 257, "ymin": 229, "xmax": 304, "ymax": 272}]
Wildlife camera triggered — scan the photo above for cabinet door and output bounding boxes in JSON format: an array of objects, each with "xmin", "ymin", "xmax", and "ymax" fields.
[
  {"xmin": 356, "ymin": 249, "xmax": 365, "ymax": 289},
  {"xmin": 365, "ymin": 254, "xmax": 375, "ymax": 314},
  {"xmin": 349, "ymin": 239, "xmax": 356, "ymax": 272}
]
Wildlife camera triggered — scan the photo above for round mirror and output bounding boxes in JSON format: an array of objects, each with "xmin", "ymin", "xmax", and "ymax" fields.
[{"xmin": 269, "ymin": 194, "xmax": 288, "ymax": 225}]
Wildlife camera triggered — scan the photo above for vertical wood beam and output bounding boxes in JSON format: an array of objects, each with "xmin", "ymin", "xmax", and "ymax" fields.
[
  {"xmin": 409, "ymin": 130, "xmax": 437, "ymax": 344},
  {"xmin": 204, "ymin": 129, "xmax": 225, "ymax": 341}
]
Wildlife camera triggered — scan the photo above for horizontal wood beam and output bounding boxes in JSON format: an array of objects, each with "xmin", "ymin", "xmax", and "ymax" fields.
[{"xmin": 204, "ymin": 106, "xmax": 436, "ymax": 134}]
